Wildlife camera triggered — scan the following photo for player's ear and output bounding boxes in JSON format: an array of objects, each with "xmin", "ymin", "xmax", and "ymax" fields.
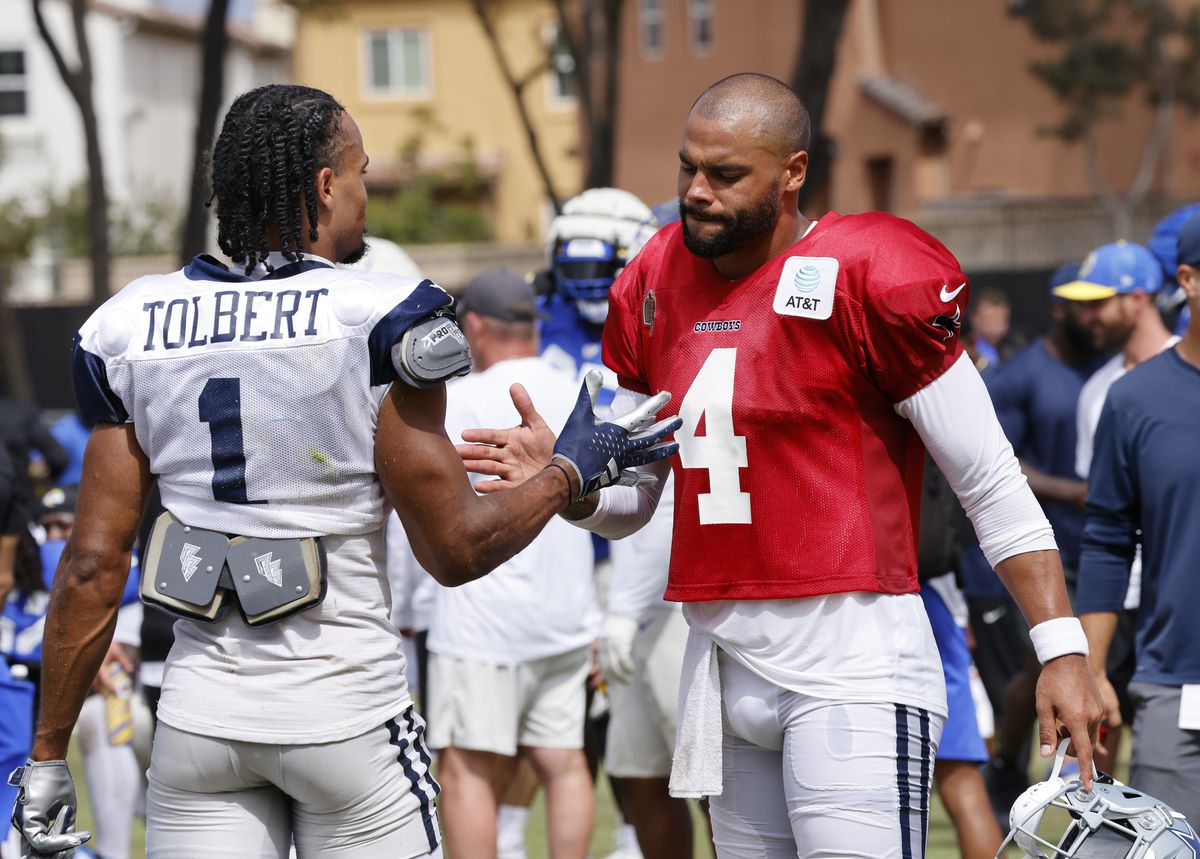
[
  {"xmin": 783, "ymin": 150, "xmax": 808, "ymax": 193},
  {"xmin": 314, "ymin": 166, "xmax": 336, "ymax": 211}
]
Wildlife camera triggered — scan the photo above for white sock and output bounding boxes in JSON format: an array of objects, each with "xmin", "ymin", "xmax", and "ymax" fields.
[
  {"xmin": 617, "ymin": 821, "xmax": 641, "ymax": 854},
  {"xmin": 497, "ymin": 804, "xmax": 529, "ymax": 858}
]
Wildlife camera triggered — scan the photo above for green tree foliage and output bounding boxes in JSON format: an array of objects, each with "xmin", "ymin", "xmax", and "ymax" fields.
[{"xmin": 366, "ymin": 122, "xmax": 492, "ymax": 246}]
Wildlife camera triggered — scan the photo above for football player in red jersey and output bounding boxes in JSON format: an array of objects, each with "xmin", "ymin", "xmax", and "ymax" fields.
[{"xmin": 460, "ymin": 73, "xmax": 1102, "ymax": 859}]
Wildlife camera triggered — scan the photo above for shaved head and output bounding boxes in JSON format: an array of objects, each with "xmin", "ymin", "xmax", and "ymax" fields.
[{"xmin": 690, "ymin": 73, "xmax": 811, "ymax": 157}]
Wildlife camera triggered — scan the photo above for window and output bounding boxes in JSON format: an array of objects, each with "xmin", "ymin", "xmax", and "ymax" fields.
[
  {"xmin": 689, "ymin": 0, "xmax": 713, "ymax": 54},
  {"xmin": 543, "ymin": 21, "xmax": 576, "ymax": 105},
  {"xmin": 0, "ymin": 49, "xmax": 27, "ymax": 117},
  {"xmin": 364, "ymin": 28, "xmax": 430, "ymax": 97},
  {"xmin": 639, "ymin": 0, "xmax": 664, "ymax": 60}
]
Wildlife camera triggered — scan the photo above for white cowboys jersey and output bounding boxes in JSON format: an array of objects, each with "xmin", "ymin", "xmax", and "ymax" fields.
[
  {"xmin": 73, "ymin": 253, "xmax": 453, "ymax": 744},
  {"xmin": 73, "ymin": 253, "xmax": 452, "ymax": 539}
]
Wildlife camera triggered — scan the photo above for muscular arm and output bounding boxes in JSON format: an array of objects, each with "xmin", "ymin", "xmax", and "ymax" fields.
[
  {"xmin": 376, "ymin": 381, "xmax": 575, "ymax": 587},
  {"xmin": 31, "ymin": 424, "xmax": 154, "ymax": 761},
  {"xmin": 899, "ymin": 354, "xmax": 1102, "ymax": 779}
]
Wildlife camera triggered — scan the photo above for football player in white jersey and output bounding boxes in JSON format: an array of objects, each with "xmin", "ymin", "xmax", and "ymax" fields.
[{"xmin": 7, "ymin": 84, "xmax": 678, "ymax": 859}]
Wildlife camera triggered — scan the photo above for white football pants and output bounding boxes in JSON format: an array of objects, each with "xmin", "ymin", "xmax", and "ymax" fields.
[
  {"xmin": 146, "ymin": 706, "xmax": 441, "ymax": 858},
  {"xmin": 712, "ymin": 653, "xmax": 944, "ymax": 859}
]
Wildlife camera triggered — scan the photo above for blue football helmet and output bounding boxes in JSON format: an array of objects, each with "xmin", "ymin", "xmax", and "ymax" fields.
[
  {"xmin": 1001, "ymin": 741, "xmax": 1200, "ymax": 859},
  {"xmin": 548, "ymin": 188, "xmax": 657, "ymax": 325}
]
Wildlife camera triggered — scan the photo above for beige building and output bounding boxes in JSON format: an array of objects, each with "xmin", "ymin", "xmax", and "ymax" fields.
[
  {"xmin": 293, "ymin": 0, "xmax": 582, "ymax": 243},
  {"xmin": 613, "ymin": 0, "xmax": 1200, "ymax": 270}
]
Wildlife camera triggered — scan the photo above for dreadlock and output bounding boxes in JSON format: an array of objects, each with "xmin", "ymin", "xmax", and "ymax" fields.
[{"xmin": 209, "ymin": 85, "xmax": 347, "ymax": 275}]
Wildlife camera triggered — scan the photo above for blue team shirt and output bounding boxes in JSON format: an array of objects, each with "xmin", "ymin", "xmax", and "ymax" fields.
[
  {"xmin": 988, "ymin": 340, "xmax": 1101, "ymax": 569},
  {"xmin": 1, "ymin": 540, "xmax": 139, "ymax": 664},
  {"xmin": 958, "ymin": 343, "xmax": 1099, "ymax": 597},
  {"xmin": 49, "ymin": 413, "xmax": 91, "ymax": 486},
  {"xmin": 537, "ymin": 292, "xmax": 612, "ymax": 560},
  {"xmin": 1077, "ymin": 348, "xmax": 1200, "ymax": 685}
]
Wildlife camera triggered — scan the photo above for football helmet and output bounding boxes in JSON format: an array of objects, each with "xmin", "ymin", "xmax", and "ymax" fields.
[
  {"xmin": 1000, "ymin": 740, "xmax": 1200, "ymax": 859},
  {"xmin": 548, "ymin": 188, "xmax": 657, "ymax": 324}
]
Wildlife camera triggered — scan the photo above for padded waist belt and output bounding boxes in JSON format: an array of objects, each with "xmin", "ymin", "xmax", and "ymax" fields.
[{"xmin": 140, "ymin": 511, "xmax": 328, "ymax": 627}]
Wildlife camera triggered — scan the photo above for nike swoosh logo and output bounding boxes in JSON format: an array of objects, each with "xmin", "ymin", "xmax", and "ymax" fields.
[
  {"xmin": 940, "ymin": 283, "xmax": 966, "ymax": 302},
  {"xmin": 981, "ymin": 607, "xmax": 1006, "ymax": 625}
]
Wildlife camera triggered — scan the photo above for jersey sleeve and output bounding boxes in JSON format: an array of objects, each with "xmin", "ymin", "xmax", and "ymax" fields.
[
  {"xmin": 859, "ymin": 227, "xmax": 967, "ymax": 402},
  {"xmin": 72, "ymin": 297, "xmax": 139, "ymax": 425},
  {"xmin": 601, "ymin": 249, "xmax": 650, "ymax": 394},
  {"xmin": 366, "ymin": 278, "xmax": 455, "ymax": 386}
]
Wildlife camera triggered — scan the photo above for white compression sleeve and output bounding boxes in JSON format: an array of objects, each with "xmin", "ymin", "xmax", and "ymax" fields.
[
  {"xmin": 569, "ymin": 386, "xmax": 672, "ymax": 541},
  {"xmin": 896, "ymin": 352, "xmax": 1057, "ymax": 568}
]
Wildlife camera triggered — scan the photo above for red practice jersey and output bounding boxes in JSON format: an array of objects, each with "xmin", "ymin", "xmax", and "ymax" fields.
[{"xmin": 603, "ymin": 212, "xmax": 968, "ymax": 602}]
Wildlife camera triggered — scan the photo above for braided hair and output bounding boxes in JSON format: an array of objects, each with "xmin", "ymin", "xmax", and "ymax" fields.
[{"xmin": 210, "ymin": 85, "xmax": 348, "ymax": 275}]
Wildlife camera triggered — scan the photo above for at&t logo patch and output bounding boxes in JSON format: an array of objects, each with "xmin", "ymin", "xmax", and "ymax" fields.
[{"xmin": 773, "ymin": 256, "xmax": 837, "ymax": 320}]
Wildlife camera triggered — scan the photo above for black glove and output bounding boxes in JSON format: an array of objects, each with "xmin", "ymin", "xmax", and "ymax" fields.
[
  {"xmin": 8, "ymin": 760, "xmax": 91, "ymax": 858},
  {"xmin": 552, "ymin": 370, "xmax": 680, "ymax": 502}
]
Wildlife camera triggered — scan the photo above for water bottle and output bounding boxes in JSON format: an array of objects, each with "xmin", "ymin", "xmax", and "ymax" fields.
[{"xmin": 103, "ymin": 662, "xmax": 134, "ymax": 746}]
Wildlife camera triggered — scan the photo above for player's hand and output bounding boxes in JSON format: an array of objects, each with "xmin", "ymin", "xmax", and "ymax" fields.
[
  {"xmin": 457, "ymin": 383, "xmax": 556, "ymax": 493},
  {"xmin": 552, "ymin": 370, "xmax": 680, "ymax": 503},
  {"xmin": 1035, "ymin": 654, "xmax": 1104, "ymax": 789},
  {"xmin": 90, "ymin": 642, "xmax": 135, "ymax": 695},
  {"xmin": 8, "ymin": 760, "xmax": 91, "ymax": 857},
  {"xmin": 600, "ymin": 614, "xmax": 639, "ymax": 686},
  {"xmin": 1089, "ymin": 671, "xmax": 1122, "ymax": 756}
]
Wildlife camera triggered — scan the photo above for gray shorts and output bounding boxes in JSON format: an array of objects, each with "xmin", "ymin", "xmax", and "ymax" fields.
[
  {"xmin": 146, "ymin": 706, "xmax": 441, "ymax": 858},
  {"xmin": 1128, "ymin": 682, "xmax": 1200, "ymax": 825}
]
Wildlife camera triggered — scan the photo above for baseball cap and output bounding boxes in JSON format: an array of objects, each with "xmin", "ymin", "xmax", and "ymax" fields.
[
  {"xmin": 1051, "ymin": 241, "xmax": 1162, "ymax": 301},
  {"xmin": 1049, "ymin": 261, "xmax": 1080, "ymax": 292},
  {"xmin": 1176, "ymin": 212, "xmax": 1200, "ymax": 269},
  {"xmin": 36, "ymin": 485, "xmax": 78, "ymax": 520},
  {"xmin": 455, "ymin": 268, "xmax": 545, "ymax": 323},
  {"xmin": 1148, "ymin": 203, "xmax": 1200, "ymax": 275}
]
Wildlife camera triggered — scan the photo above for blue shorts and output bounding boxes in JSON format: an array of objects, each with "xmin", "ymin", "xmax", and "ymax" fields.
[
  {"xmin": 920, "ymin": 586, "xmax": 987, "ymax": 763},
  {"xmin": 0, "ymin": 662, "xmax": 35, "ymax": 818}
]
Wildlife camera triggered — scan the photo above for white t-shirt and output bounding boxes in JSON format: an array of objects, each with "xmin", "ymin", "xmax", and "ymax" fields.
[{"xmin": 425, "ymin": 356, "xmax": 600, "ymax": 664}]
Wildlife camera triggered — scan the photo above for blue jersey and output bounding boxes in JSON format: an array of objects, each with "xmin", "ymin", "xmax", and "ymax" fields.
[
  {"xmin": 49, "ymin": 413, "xmax": 90, "ymax": 486},
  {"xmin": 988, "ymin": 340, "xmax": 1102, "ymax": 568},
  {"xmin": 537, "ymin": 293, "xmax": 616, "ymax": 410},
  {"xmin": 1, "ymin": 540, "xmax": 139, "ymax": 664},
  {"xmin": 538, "ymin": 292, "xmax": 614, "ymax": 560},
  {"xmin": 1077, "ymin": 348, "xmax": 1200, "ymax": 685}
]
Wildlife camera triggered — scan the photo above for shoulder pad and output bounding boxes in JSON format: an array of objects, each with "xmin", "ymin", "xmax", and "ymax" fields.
[{"xmin": 391, "ymin": 312, "xmax": 472, "ymax": 388}]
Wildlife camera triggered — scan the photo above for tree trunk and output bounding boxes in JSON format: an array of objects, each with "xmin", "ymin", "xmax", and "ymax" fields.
[
  {"xmin": 180, "ymin": 0, "xmax": 233, "ymax": 264},
  {"xmin": 583, "ymin": 0, "xmax": 621, "ymax": 188},
  {"xmin": 472, "ymin": 0, "xmax": 562, "ymax": 213},
  {"xmin": 31, "ymin": 0, "xmax": 110, "ymax": 309},
  {"xmin": 791, "ymin": 0, "xmax": 851, "ymax": 211},
  {"xmin": 0, "ymin": 275, "xmax": 32, "ymax": 400}
]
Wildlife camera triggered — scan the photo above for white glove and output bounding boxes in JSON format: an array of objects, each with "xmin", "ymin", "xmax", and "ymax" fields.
[{"xmin": 600, "ymin": 614, "xmax": 640, "ymax": 686}]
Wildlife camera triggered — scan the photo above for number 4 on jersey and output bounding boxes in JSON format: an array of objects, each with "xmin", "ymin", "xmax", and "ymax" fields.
[{"xmin": 677, "ymin": 348, "xmax": 751, "ymax": 524}]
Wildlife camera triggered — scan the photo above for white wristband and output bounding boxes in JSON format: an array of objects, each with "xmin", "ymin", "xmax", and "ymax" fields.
[{"xmin": 1028, "ymin": 616, "xmax": 1089, "ymax": 665}]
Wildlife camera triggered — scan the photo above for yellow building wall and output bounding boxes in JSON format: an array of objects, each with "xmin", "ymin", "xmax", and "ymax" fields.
[{"xmin": 293, "ymin": 0, "xmax": 582, "ymax": 243}]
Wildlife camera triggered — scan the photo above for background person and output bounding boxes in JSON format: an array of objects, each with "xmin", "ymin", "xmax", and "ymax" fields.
[
  {"xmin": 424, "ymin": 268, "xmax": 600, "ymax": 859},
  {"xmin": 1076, "ymin": 212, "xmax": 1200, "ymax": 824}
]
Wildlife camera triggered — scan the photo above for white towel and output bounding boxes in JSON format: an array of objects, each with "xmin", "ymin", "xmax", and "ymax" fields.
[{"xmin": 668, "ymin": 627, "xmax": 723, "ymax": 798}]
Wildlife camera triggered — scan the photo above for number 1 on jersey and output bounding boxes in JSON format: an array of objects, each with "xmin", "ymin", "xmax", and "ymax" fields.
[
  {"xmin": 677, "ymin": 348, "xmax": 751, "ymax": 524},
  {"xmin": 198, "ymin": 377, "xmax": 261, "ymax": 504}
]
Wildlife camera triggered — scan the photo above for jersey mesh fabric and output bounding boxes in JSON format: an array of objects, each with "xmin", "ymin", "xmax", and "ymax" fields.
[
  {"xmin": 603, "ymin": 214, "xmax": 968, "ymax": 602},
  {"xmin": 74, "ymin": 265, "xmax": 444, "ymax": 538}
]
